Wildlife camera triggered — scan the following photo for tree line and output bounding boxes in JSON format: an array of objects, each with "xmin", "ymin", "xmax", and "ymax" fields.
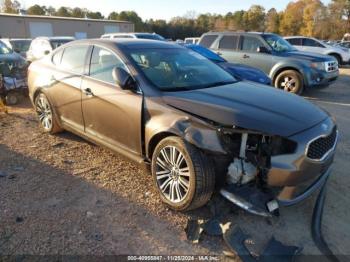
[{"xmin": 1, "ymin": 0, "xmax": 349, "ymax": 40}]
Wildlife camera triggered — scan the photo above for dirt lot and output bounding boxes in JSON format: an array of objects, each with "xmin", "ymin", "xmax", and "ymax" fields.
[{"xmin": 1, "ymin": 69, "xmax": 350, "ymax": 258}]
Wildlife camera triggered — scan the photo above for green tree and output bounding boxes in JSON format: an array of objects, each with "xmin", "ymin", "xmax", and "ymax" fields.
[
  {"xmin": 265, "ymin": 8, "xmax": 280, "ymax": 33},
  {"xmin": 86, "ymin": 11, "xmax": 103, "ymax": 19},
  {"xmin": 27, "ymin": 4, "xmax": 45, "ymax": 15},
  {"xmin": 55, "ymin": 7, "xmax": 71, "ymax": 17},
  {"xmin": 71, "ymin": 7, "xmax": 85, "ymax": 18},
  {"xmin": 244, "ymin": 5, "xmax": 265, "ymax": 31},
  {"xmin": 1, "ymin": 0, "xmax": 20, "ymax": 13}
]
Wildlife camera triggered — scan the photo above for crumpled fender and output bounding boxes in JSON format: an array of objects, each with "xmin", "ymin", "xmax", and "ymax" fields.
[{"xmin": 145, "ymin": 111, "xmax": 226, "ymax": 158}]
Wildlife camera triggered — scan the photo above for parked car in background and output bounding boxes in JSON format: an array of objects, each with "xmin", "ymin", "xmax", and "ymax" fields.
[
  {"xmin": 184, "ymin": 37, "xmax": 200, "ymax": 44},
  {"xmin": 199, "ymin": 32, "xmax": 339, "ymax": 94},
  {"xmin": 0, "ymin": 40, "xmax": 28, "ymax": 105},
  {"xmin": 285, "ymin": 36, "xmax": 350, "ymax": 66},
  {"xmin": 338, "ymin": 41, "xmax": 350, "ymax": 49},
  {"xmin": 26, "ymin": 36, "xmax": 75, "ymax": 62},
  {"xmin": 28, "ymin": 39, "xmax": 338, "ymax": 214},
  {"xmin": 1, "ymin": 38, "xmax": 32, "ymax": 59},
  {"xmin": 101, "ymin": 32, "xmax": 165, "ymax": 41},
  {"xmin": 186, "ymin": 44, "xmax": 271, "ymax": 85}
]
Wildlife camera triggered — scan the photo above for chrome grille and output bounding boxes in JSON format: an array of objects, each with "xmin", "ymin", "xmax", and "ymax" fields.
[
  {"xmin": 307, "ymin": 127, "xmax": 338, "ymax": 161},
  {"xmin": 325, "ymin": 61, "xmax": 338, "ymax": 72}
]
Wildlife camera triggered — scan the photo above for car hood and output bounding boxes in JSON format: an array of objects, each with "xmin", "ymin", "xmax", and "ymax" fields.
[
  {"xmin": 163, "ymin": 82, "xmax": 328, "ymax": 137},
  {"xmin": 219, "ymin": 62, "xmax": 271, "ymax": 85},
  {"xmin": 279, "ymin": 50, "xmax": 334, "ymax": 62}
]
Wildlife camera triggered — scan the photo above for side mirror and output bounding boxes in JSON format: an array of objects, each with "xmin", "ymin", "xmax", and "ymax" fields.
[
  {"xmin": 257, "ymin": 46, "xmax": 270, "ymax": 54},
  {"xmin": 44, "ymin": 50, "xmax": 50, "ymax": 55},
  {"xmin": 112, "ymin": 67, "xmax": 136, "ymax": 90}
]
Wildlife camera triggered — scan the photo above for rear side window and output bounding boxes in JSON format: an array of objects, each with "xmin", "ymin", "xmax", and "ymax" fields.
[
  {"xmin": 241, "ymin": 36, "xmax": 264, "ymax": 52},
  {"xmin": 60, "ymin": 45, "xmax": 89, "ymax": 74},
  {"xmin": 218, "ymin": 35, "xmax": 239, "ymax": 50},
  {"xmin": 286, "ymin": 38, "xmax": 302, "ymax": 46},
  {"xmin": 89, "ymin": 46, "xmax": 127, "ymax": 85},
  {"xmin": 199, "ymin": 35, "xmax": 218, "ymax": 48}
]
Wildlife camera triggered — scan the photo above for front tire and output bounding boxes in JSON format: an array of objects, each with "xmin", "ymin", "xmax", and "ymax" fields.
[
  {"xmin": 275, "ymin": 70, "xmax": 304, "ymax": 95},
  {"xmin": 35, "ymin": 93, "xmax": 62, "ymax": 134},
  {"xmin": 151, "ymin": 136, "xmax": 215, "ymax": 211}
]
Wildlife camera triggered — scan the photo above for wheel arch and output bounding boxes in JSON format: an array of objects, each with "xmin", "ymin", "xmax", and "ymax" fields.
[
  {"xmin": 327, "ymin": 53, "xmax": 342, "ymax": 63},
  {"xmin": 272, "ymin": 67, "xmax": 304, "ymax": 86}
]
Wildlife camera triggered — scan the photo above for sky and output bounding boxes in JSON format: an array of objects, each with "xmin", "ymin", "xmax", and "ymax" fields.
[{"xmin": 20, "ymin": 0, "xmax": 332, "ymax": 21}]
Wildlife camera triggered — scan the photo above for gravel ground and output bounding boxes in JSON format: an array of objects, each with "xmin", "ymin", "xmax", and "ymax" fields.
[{"xmin": 0, "ymin": 69, "xmax": 350, "ymax": 258}]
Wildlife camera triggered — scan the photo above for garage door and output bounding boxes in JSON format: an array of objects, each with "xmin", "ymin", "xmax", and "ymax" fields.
[
  {"xmin": 104, "ymin": 25, "xmax": 120, "ymax": 33},
  {"xmin": 29, "ymin": 22, "xmax": 53, "ymax": 38}
]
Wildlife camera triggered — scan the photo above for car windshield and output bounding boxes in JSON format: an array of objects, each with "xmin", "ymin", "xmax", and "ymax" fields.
[
  {"xmin": 136, "ymin": 34, "xmax": 165, "ymax": 41},
  {"xmin": 10, "ymin": 40, "xmax": 31, "ymax": 52},
  {"xmin": 50, "ymin": 39, "xmax": 73, "ymax": 49},
  {"xmin": 0, "ymin": 41, "xmax": 12, "ymax": 54},
  {"xmin": 263, "ymin": 34, "xmax": 297, "ymax": 52},
  {"xmin": 128, "ymin": 48, "xmax": 236, "ymax": 91}
]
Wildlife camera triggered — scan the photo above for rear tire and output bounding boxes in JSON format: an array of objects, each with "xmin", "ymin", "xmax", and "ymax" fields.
[
  {"xmin": 5, "ymin": 92, "xmax": 19, "ymax": 105},
  {"xmin": 34, "ymin": 93, "xmax": 63, "ymax": 134},
  {"xmin": 275, "ymin": 70, "xmax": 304, "ymax": 95},
  {"xmin": 151, "ymin": 136, "xmax": 215, "ymax": 211}
]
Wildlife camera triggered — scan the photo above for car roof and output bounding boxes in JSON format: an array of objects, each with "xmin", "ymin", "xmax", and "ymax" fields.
[
  {"xmin": 203, "ymin": 31, "xmax": 273, "ymax": 36},
  {"xmin": 72, "ymin": 38, "xmax": 182, "ymax": 49},
  {"xmin": 34, "ymin": 36, "xmax": 75, "ymax": 41}
]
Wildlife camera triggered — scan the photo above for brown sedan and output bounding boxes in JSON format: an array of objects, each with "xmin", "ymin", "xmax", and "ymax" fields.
[{"xmin": 28, "ymin": 39, "xmax": 338, "ymax": 214}]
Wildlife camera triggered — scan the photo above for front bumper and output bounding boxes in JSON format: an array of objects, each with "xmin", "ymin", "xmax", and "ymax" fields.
[
  {"xmin": 305, "ymin": 68, "xmax": 339, "ymax": 88},
  {"xmin": 268, "ymin": 117, "xmax": 338, "ymax": 205}
]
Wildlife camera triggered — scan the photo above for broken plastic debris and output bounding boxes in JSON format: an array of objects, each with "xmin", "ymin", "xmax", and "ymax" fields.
[
  {"xmin": 260, "ymin": 237, "xmax": 302, "ymax": 262},
  {"xmin": 185, "ymin": 219, "xmax": 204, "ymax": 244},
  {"xmin": 203, "ymin": 218, "xmax": 223, "ymax": 236}
]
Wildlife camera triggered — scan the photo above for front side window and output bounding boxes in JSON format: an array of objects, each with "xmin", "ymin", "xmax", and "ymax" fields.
[
  {"xmin": 60, "ymin": 45, "xmax": 89, "ymax": 74},
  {"xmin": 89, "ymin": 46, "xmax": 127, "ymax": 84},
  {"xmin": 303, "ymin": 38, "xmax": 324, "ymax": 48},
  {"xmin": 199, "ymin": 35, "xmax": 218, "ymax": 48},
  {"xmin": 219, "ymin": 35, "xmax": 239, "ymax": 50},
  {"xmin": 241, "ymin": 36, "xmax": 264, "ymax": 52},
  {"xmin": 262, "ymin": 34, "xmax": 296, "ymax": 52},
  {"xmin": 128, "ymin": 48, "xmax": 236, "ymax": 91}
]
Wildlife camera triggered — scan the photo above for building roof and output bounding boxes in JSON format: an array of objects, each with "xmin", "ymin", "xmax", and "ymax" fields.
[{"xmin": 0, "ymin": 12, "xmax": 132, "ymax": 24}]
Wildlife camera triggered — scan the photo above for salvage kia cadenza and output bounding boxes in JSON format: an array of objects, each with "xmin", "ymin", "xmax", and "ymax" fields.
[{"xmin": 28, "ymin": 39, "xmax": 338, "ymax": 215}]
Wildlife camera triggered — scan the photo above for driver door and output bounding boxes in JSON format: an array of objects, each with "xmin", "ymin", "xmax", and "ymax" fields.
[{"xmin": 81, "ymin": 46, "xmax": 143, "ymax": 155}]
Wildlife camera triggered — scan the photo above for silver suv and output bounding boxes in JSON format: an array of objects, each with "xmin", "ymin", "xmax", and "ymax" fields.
[{"xmin": 199, "ymin": 32, "xmax": 339, "ymax": 94}]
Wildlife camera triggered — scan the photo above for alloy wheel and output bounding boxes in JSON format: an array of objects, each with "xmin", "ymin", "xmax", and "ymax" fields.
[
  {"xmin": 280, "ymin": 76, "xmax": 297, "ymax": 92},
  {"xmin": 155, "ymin": 146, "xmax": 190, "ymax": 203},
  {"xmin": 35, "ymin": 95, "xmax": 53, "ymax": 130}
]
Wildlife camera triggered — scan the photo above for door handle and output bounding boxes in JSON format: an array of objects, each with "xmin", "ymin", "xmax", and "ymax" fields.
[
  {"xmin": 243, "ymin": 54, "xmax": 250, "ymax": 59},
  {"xmin": 83, "ymin": 88, "xmax": 94, "ymax": 96}
]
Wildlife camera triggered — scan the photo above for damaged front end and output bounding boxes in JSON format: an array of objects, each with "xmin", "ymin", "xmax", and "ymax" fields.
[
  {"xmin": 215, "ymin": 118, "xmax": 337, "ymax": 217},
  {"xmin": 0, "ymin": 61, "xmax": 28, "ymax": 105}
]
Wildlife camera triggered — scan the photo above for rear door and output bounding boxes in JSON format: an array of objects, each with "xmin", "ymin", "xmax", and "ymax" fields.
[
  {"xmin": 215, "ymin": 34, "xmax": 241, "ymax": 62},
  {"xmin": 81, "ymin": 45, "xmax": 143, "ymax": 155},
  {"xmin": 47, "ymin": 44, "xmax": 90, "ymax": 131}
]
